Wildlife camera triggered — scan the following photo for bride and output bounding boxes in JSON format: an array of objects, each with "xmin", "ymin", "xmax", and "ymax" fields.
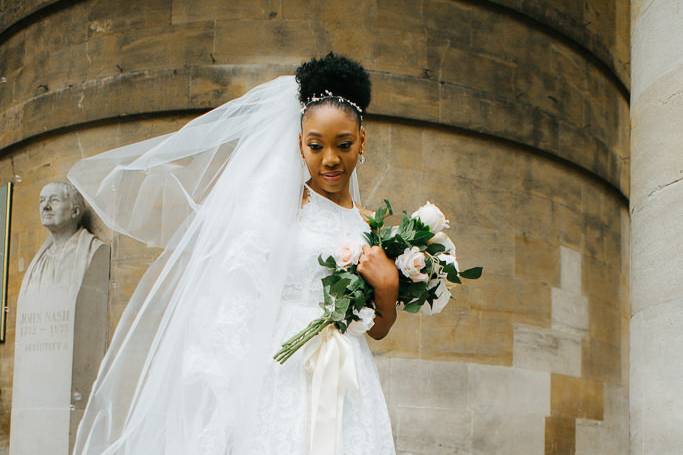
[{"xmin": 67, "ymin": 52, "xmax": 398, "ymax": 454}]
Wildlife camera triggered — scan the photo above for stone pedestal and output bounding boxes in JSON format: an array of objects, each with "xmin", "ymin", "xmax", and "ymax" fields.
[
  {"xmin": 8, "ymin": 244, "xmax": 109, "ymax": 455},
  {"xmin": 69, "ymin": 244, "xmax": 110, "ymax": 453}
]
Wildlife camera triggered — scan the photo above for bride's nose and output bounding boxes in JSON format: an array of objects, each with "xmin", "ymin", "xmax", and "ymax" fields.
[{"xmin": 322, "ymin": 147, "xmax": 341, "ymax": 167}]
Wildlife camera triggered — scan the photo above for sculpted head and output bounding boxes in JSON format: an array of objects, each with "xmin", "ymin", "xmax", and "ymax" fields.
[
  {"xmin": 39, "ymin": 181, "xmax": 85, "ymax": 232},
  {"xmin": 296, "ymin": 52, "xmax": 371, "ymax": 198}
]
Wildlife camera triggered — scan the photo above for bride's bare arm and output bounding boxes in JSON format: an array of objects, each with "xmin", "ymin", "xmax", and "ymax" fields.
[{"xmin": 356, "ymin": 245, "xmax": 398, "ymax": 340}]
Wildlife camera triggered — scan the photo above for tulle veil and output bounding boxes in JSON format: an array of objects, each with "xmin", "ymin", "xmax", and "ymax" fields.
[{"xmin": 66, "ymin": 74, "xmax": 361, "ymax": 454}]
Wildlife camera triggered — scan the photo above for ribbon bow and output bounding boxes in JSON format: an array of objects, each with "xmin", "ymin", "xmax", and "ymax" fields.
[{"xmin": 302, "ymin": 324, "xmax": 359, "ymax": 455}]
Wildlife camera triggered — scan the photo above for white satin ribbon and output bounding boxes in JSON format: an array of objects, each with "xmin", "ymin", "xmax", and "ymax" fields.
[{"xmin": 303, "ymin": 323, "xmax": 359, "ymax": 455}]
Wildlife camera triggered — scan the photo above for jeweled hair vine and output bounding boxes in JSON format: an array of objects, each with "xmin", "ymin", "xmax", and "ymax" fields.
[{"xmin": 299, "ymin": 89, "xmax": 364, "ymax": 123}]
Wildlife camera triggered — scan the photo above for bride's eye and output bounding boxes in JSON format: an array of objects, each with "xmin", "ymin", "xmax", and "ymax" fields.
[
  {"xmin": 308, "ymin": 143, "xmax": 322, "ymax": 151},
  {"xmin": 338, "ymin": 142, "xmax": 352, "ymax": 150}
]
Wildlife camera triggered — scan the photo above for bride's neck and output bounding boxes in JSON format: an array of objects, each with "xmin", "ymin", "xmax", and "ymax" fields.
[{"xmin": 305, "ymin": 179, "xmax": 353, "ymax": 209}]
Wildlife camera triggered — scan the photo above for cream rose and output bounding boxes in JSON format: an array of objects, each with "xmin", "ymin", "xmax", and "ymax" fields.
[
  {"xmin": 347, "ymin": 306, "xmax": 376, "ymax": 336},
  {"xmin": 334, "ymin": 240, "xmax": 363, "ymax": 268},
  {"xmin": 421, "ymin": 279, "xmax": 451, "ymax": 315},
  {"xmin": 428, "ymin": 231, "xmax": 456, "ymax": 255},
  {"xmin": 411, "ymin": 201, "xmax": 450, "ymax": 233},
  {"xmin": 395, "ymin": 246, "xmax": 429, "ymax": 283}
]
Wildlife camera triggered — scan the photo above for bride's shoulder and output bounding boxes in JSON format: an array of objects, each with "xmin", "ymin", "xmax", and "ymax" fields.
[{"xmin": 356, "ymin": 205, "xmax": 374, "ymax": 224}]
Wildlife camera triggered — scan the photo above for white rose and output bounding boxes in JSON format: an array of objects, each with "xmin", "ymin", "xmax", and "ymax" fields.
[
  {"xmin": 395, "ymin": 246, "xmax": 429, "ymax": 283},
  {"xmin": 421, "ymin": 279, "xmax": 451, "ymax": 315},
  {"xmin": 428, "ymin": 231, "xmax": 456, "ymax": 255},
  {"xmin": 437, "ymin": 252, "xmax": 459, "ymax": 274},
  {"xmin": 347, "ymin": 306, "xmax": 376, "ymax": 336},
  {"xmin": 411, "ymin": 201, "xmax": 450, "ymax": 233},
  {"xmin": 334, "ymin": 240, "xmax": 363, "ymax": 268}
]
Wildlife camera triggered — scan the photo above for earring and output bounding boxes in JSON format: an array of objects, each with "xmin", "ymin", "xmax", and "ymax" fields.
[{"xmin": 359, "ymin": 150, "xmax": 366, "ymax": 164}]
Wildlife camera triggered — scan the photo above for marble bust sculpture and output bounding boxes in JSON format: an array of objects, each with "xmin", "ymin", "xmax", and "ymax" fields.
[
  {"xmin": 10, "ymin": 181, "xmax": 108, "ymax": 455},
  {"xmin": 21, "ymin": 181, "xmax": 104, "ymax": 294}
]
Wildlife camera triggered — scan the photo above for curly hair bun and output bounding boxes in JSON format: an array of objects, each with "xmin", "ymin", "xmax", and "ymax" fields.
[{"xmin": 295, "ymin": 51, "xmax": 371, "ymax": 113}]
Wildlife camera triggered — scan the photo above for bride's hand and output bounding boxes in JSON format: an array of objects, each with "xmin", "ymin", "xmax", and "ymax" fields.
[
  {"xmin": 357, "ymin": 245, "xmax": 399, "ymax": 340},
  {"xmin": 357, "ymin": 245, "xmax": 399, "ymax": 295}
]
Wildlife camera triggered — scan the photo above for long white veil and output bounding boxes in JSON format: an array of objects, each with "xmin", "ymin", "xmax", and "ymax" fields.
[{"xmin": 67, "ymin": 74, "xmax": 361, "ymax": 454}]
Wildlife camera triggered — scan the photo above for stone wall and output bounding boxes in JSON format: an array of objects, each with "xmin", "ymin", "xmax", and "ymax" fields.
[{"xmin": 0, "ymin": 1, "xmax": 630, "ymax": 453}]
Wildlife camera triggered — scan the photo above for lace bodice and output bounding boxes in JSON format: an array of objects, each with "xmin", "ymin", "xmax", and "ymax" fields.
[{"xmin": 280, "ymin": 183, "xmax": 370, "ymax": 310}]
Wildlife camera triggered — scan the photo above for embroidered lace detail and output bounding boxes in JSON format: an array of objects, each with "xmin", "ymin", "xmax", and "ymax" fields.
[{"xmin": 281, "ymin": 183, "xmax": 366, "ymax": 309}]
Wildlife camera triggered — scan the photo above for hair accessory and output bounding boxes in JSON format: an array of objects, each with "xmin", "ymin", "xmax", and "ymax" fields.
[{"xmin": 300, "ymin": 89, "xmax": 364, "ymax": 122}]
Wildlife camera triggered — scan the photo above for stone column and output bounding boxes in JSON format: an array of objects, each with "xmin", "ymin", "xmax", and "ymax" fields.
[{"xmin": 630, "ymin": 1, "xmax": 683, "ymax": 453}]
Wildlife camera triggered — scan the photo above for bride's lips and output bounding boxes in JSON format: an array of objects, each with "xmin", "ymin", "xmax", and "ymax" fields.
[{"xmin": 321, "ymin": 171, "xmax": 343, "ymax": 182}]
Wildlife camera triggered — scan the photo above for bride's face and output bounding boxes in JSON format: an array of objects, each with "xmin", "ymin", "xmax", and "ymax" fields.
[{"xmin": 299, "ymin": 104, "xmax": 365, "ymax": 196}]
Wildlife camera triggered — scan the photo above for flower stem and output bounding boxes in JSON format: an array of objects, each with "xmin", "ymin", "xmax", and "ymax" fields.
[{"xmin": 273, "ymin": 318, "xmax": 333, "ymax": 364}]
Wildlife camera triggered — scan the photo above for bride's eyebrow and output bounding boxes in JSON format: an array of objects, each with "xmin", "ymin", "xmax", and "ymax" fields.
[{"xmin": 306, "ymin": 132, "xmax": 354, "ymax": 138}]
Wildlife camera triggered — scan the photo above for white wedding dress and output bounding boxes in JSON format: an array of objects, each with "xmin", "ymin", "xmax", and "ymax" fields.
[
  {"xmin": 244, "ymin": 182, "xmax": 396, "ymax": 454},
  {"xmin": 66, "ymin": 75, "xmax": 393, "ymax": 454}
]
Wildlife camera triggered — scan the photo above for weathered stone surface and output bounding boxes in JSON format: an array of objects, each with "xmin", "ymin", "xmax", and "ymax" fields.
[
  {"xmin": 551, "ymin": 373, "xmax": 604, "ymax": 421},
  {"xmin": 0, "ymin": 0, "xmax": 629, "ymax": 198},
  {"xmin": 0, "ymin": 0, "xmax": 62, "ymax": 35},
  {"xmin": 575, "ymin": 384, "xmax": 628, "ymax": 455},
  {"xmin": 552, "ymin": 288, "xmax": 588, "ymax": 337},
  {"xmin": 488, "ymin": 0, "xmax": 630, "ymax": 88},
  {"xmin": 630, "ymin": 301, "xmax": 683, "ymax": 454},
  {"xmin": 0, "ymin": 1, "xmax": 630, "ymax": 453},
  {"xmin": 545, "ymin": 416, "xmax": 575, "ymax": 455},
  {"xmin": 469, "ymin": 363, "xmax": 549, "ymax": 455},
  {"xmin": 513, "ymin": 323, "xmax": 582, "ymax": 377},
  {"xmin": 377, "ymin": 358, "xmax": 549, "ymax": 455}
]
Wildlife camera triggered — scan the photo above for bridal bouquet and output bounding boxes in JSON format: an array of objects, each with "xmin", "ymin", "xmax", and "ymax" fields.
[{"xmin": 273, "ymin": 200, "xmax": 483, "ymax": 364}]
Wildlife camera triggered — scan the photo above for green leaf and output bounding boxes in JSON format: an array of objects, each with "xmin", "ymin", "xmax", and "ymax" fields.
[
  {"xmin": 318, "ymin": 254, "xmax": 338, "ymax": 269},
  {"xmin": 404, "ymin": 302, "xmax": 422, "ymax": 313},
  {"xmin": 332, "ymin": 297, "xmax": 351, "ymax": 320},
  {"xmin": 459, "ymin": 266, "xmax": 483, "ymax": 279},
  {"xmin": 372, "ymin": 200, "xmax": 394, "ymax": 227},
  {"xmin": 398, "ymin": 280, "xmax": 428, "ymax": 303},
  {"xmin": 339, "ymin": 271, "xmax": 357, "ymax": 282},
  {"xmin": 439, "ymin": 262, "xmax": 458, "ymax": 282},
  {"xmin": 412, "ymin": 217, "xmax": 430, "ymax": 233},
  {"xmin": 363, "ymin": 231, "xmax": 378, "ymax": 246},
  {"xmin": 442, "ymin": 262, "xmax": 457, "ymax": 274},
  {"xmin": 322, "ymin": 284, "xmax": 333, "ymax": 309},
  {"xmin": 337, "ymin": 320, "xmax": 349, "ymax": 333},
  {"xmin": 322, "ymin": 274, "xmax": 339, "ymax": 287},
  {"xmin": 383, "ymin": 199, "xmax": 393, "ymax": 216},
  {"xmin": 412, "ymin": 229, "xmax": 434, "ymax": 245},
  {"xmin": 426, "ymin": 243, "xmax": 446, "ymax": 255},
  {"xmin": 331, "ymin": 277, "xmax": 351, "ymax": 296},
  {"xmin": 398, "ymin": 213, "xmax": 411, "ymax": 233},
  {"xmin": 347, "ymin": 276, "xmax": 363, "ymax": 291}
]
